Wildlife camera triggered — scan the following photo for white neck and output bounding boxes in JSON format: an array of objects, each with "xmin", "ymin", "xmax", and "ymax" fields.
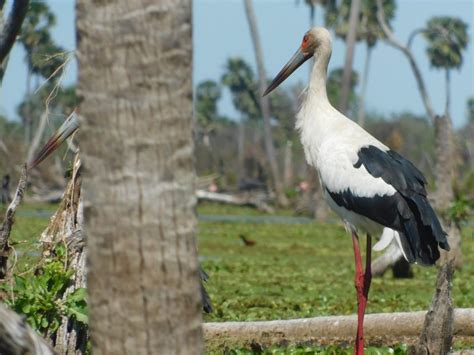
[
  {"xmin": 307, "ymin": 54, "xmax": 330, "ymax": 102},
  {"xmin": 296, "ymin": 49, "xmax": 338, "ymax": 165}
]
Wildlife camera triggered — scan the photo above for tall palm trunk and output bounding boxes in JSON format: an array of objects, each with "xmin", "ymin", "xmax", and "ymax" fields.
[
  {"xmin": 357, "ymin": 44, "xmax": 372, "ymax": 127},
  {"xmin": 339, "ymin": 0, "xmax": 361, "ymax": 114},
  {"xmin": 244, "ymin": 0, "xmax": 288, "ymax": 206},
  {"xmin": 24, "ymin": 67, "xmax": 32, "ymax": 144},
  {"xmin": 238, "ymin": 117, "xmax": 246, "ymax": 182},
  {"xmin": 444, "ymin": 69, "xmax": 451, "ymax": 115},
  {"xmin": 77, "ymin": 0, "xmax": 203, "ymax": 353}
]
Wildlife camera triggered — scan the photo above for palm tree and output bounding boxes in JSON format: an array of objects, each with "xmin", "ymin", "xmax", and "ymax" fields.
[
  {"xmin": 222, "ymin": 57, "xmax": 264, "ymax": 185},
  {"xmin": 244, "ymin": 0, "xmax": 288, "ymax": 206},
  {"xmin": 424, "ymin": 17, "xmax": 469, "ymax": 116},
  {"xmin": 76, "ymin": 0, "xmax": 203, "ymax": 352},
  {"xmin": 424, "ymin": 17, "xmax": 468, "ymax": 215}
]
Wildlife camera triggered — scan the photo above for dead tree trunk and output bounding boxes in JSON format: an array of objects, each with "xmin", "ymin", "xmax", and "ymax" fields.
[
  {"xmin": 410, "ymin": 261, "xmax": 455, "ymax": 355},
  {"xmin": 0, "ymin": 165, "xmax": 27, "ymax": 279},
  {"xmin": 433, "ymin": 115, "xmax": 456, "ymax": 210},
  {"xmin": 39, "ymin": 155, "xmax": 87, "ymax": 354}
]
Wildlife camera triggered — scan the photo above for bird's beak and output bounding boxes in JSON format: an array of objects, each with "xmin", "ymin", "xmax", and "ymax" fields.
[
  {"xmin": 263, "ymin": 48, "xmax": 312, "ymax": 96},
  {"xmin": 28, "ymin": 111, "xmax": 79, "ymax": 169}
]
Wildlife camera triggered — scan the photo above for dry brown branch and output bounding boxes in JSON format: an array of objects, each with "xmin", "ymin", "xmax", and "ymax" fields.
[
  {"xmin": 0, "ymin": 303, "xmax": 54, "ymax": 354},
  {"xmin": 204, "ymin": 309, "xmax": 474, "ymax": 349},
  {"xmin": 0, "ymin": 165, "xmax": 27, "ymax": 279}
]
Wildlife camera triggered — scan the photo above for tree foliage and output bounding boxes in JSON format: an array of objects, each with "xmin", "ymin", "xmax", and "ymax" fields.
[
  {"xmin": 327, "ymin": 67, "xmax": 359, "ymax": 110},
  {"xmin": 196, "ymin": 80, "xmax": 222, "ymax": 128},
  {"xmin": 424, "ymin": 17, "xmax": 469, "ymax": 70},
  {"xmin": 467, "ymin": 97, "xmax": 474, "ymax": 123},
  {"xmin": 19, "ymin": 2, "xmax": 65, "ymax": 79},
  {"xmin": 326, "ymin": 0, "xmax": 396, "ymax": 47},
  {"xmin": 222, "ymin": 58, "xmax": 261, "ymax": 121}
]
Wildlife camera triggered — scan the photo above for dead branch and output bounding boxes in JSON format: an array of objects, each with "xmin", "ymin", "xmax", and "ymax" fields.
[
  {"xmin": 0, "ymin": 165, "xmax": 27, "ymax": 279},
  {"xmin": 0, "ymin": 303, "xmax": 54, "ymax": 355},
  {"xmin": 27, "ymin": 112, "xmax": 49, "ymax": 164},
  {"xmin": 0, "ymin": 0, "xmax": 30, "ymax": 80},
  {"xmin": 204, "ymin": 309, "xmax": 474, "ymax": 349},
  {"xmin": 375, "ymin": 0, "xmax": 436, "ymax": 123}
]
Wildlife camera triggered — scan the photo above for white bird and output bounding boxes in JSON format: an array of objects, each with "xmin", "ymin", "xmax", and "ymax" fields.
[{"xmin": 264, "ymin": 27, "xmax": 449, "ymax": 354}]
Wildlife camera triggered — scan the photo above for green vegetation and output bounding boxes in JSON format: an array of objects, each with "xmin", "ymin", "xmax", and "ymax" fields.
[
  {"xmin": 2, "ymin": 259, "xmax": 87, "ymax": 334},
  {"xmin": 196, "ymin": 203, "xmax": 474, "ymax": 353},
  {"xmin": 3, "ymin": 202, "xmax": 473, "ymax": 353},
  {"xmin": 199, "ymin": 220, "xmax": 473, "ymax": 321}
]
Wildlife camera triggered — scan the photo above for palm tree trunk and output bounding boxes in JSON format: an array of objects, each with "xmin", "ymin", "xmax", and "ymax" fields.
[
  {"xmin": 444, "ymin": 69, "xmax": 451, "ymax": 115},
  {"xmin": 244, "ymin": 0, "xmax": 288, "ymax": 206},
  {"xmin": 77, "ymin": 0, "xmax": 203, "ymax": 353},
  {"xmin": 357, "ymin": 44, "xmax": 372, "ymax": 127},
  {"xmin": 339, "ymin": 0, "xmax": 361, "ymax": 114},
  {"xmin": 24, "ymin": 67, "xmax": 32, "ymax": 144},
  {"xmin": 238, "ymin": 117, "xmax": 246, "ymax": 183}
]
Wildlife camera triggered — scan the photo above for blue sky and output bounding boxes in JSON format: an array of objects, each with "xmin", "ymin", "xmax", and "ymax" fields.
[{"xmin": 1, "ymin": 0, "xmax": 473, "ymax": 127}]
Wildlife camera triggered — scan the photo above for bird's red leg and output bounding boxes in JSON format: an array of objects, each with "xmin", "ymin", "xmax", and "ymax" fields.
[{"xmin": 351, "ymin": 232, "xmax": 372, "ymax": 355}]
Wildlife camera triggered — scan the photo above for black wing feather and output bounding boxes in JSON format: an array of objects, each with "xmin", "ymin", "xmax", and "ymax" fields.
[{"xmin": 330, "ymin": 145, "xmax": 449, "ymax": 265}]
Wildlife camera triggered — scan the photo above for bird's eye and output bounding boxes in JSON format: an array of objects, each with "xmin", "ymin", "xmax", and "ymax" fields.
[{"xmin": 301, "ymin": 34, "xmax": 310, "ymax": 49}]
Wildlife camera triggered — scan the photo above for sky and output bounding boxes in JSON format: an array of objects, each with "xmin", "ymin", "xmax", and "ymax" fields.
[{"xmin": 0, "ymin": 0, "xmax": 473, "ymax": 128}]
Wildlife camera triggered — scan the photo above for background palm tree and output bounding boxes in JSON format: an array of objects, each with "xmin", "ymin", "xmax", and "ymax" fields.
[{"xmin": 424, "ymin": 17, "xmax": 469, "ymax": 116}]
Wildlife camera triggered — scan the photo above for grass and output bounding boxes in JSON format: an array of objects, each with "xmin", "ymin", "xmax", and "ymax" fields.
[
  {"xmin": 196, "ymin": 203, "xmax": 474, "ymax": 353},
  {"xmin": 198, "ymin": 217, "xmax": 473, "ymax": 322},
  {"xmin": 3, "ymin": 201, "xmax": 473, "ymax": 353},
  {"xmin": 1, "ymin": 202, "xmax": 57, "ymax": 272}
]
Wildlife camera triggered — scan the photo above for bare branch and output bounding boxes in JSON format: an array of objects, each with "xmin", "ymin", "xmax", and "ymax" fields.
[
  {"xmin": 0, "ymin": 164, "xmax": 27, "ymax": 279},
  {"xmin": 376, "ymin": 0, "xmax": 436, "ymax": 123},
  {"xmin": 0, "ymin": 303, "xmax": 54, "ymax": 354},
  {"xmin": 407, "ymin": 28, "xmax": 426, "ymax": 49},
  {"xmin": 0, "ymin": 0, "xmax": 30, "ymax": 63},
  {"xmin": 26, "ymin": 112, "xmax": 48, "ymax": 163}
]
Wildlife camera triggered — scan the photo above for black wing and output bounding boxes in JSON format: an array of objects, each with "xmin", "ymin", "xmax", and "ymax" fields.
[{"xmin": 328, "ymin": 145, "xmax": 449, "ymax": 265}]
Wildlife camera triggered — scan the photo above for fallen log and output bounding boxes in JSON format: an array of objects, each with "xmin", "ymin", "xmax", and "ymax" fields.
[
  {"xmin": 204, "ymin": 309, "xmax": 474, "ymax": 350},
  {"xmin": 196, "ymin": 189, "xmax": 274, "ymax": 213}
]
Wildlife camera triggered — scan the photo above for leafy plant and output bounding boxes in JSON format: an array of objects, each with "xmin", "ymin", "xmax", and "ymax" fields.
[
  {"xmin": 2, "ymin": 259, "xmax": 87, "ymax": 334},
  {"xmin": 446, "ymin": 195, "xmax": 473, "ymax": 226}
]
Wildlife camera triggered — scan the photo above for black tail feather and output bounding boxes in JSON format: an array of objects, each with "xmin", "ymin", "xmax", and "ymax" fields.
[{"xmin": 400, "ymin": 193, "xmax": 449, "ymax": 265}]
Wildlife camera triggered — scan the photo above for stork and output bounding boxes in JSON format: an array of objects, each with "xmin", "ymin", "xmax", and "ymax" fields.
[{"xmin": 264, "ymin": 27, "xmax": 449, "ymax": 354}]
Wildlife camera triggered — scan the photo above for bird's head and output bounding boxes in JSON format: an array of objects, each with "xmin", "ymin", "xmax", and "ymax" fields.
[{"xmin": 263, "ymin": 27, "xmax": 332, "ymax": 96}]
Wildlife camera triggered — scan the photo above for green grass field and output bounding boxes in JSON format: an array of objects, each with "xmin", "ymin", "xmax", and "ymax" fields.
[
  {"xmin": 3, "ymin": 201, "xmax": 473, "ymax": 354},
  {"xmin": 196, "ymin": 202, "xmax": 474, "ymax": 353}
]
